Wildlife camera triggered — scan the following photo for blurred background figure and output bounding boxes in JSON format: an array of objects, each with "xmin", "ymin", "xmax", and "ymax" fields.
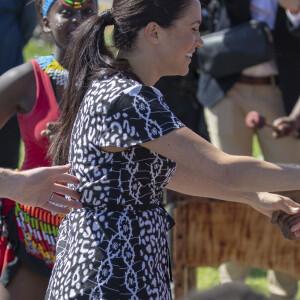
[
  {"xmin": 155, "ymin": 55, "xmax": 209, "ymax": 140},
  {"xmin": 197, "ymin": 0, "xmax": 300, "ymax": 299},
  {"xmin": 0, "ymin": 0, "xmax": 37, "ymax": 169}
]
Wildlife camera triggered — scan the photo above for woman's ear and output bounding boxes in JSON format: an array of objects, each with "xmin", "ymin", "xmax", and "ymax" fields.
[
  {"xmin": 144, "ymin": 22, "xmax": 162, "ymax": 45},
  {"xmin": 42, "ymin": 16, "xmax": 52, "ymax": 33}
]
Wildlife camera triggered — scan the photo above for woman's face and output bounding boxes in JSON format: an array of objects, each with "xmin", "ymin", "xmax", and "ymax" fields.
[
  {"xmin": 156, "ymin": 0, "xmax": 203, "ymax": 77},
  {"xmin": 43, "ymin": 0, "xmax": 98, "ymax": 50}
]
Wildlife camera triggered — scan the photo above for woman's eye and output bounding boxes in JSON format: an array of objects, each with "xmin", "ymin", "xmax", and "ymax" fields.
[
  {"xmin": 61, "ymin": 10, "xmax": 73, "ymax": 17},
  {"xmin": 82, "ymin": 8, "xmax": 96, "ymax": 15}
]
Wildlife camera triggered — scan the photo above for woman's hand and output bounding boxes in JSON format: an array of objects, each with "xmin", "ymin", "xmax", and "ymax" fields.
[{"xmin": 249, "ymin": 192, "xmax": 300, "ymax": 218}]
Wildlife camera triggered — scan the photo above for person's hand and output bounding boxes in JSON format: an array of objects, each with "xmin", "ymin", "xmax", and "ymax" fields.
[
  {"xmin": 11, "ymin": 164, "xmax": 82, "ymax": 214},
  {"xmin": 249, "ymin": 192, "xmax": 300, "ymax": 218},
  {"xmin": 269, "ymin": 190, "xmax": 300, "ymax": 240},
  {"xmin": 278, "ymin": 0, "xmax": 300, "ymax": 13},
  {"xmin": 272, "ymin": 116, "xmax": 299, "ymax": 138},
  {"xmin": 41, "ymin": 122, "xmax": 57, "ymax": 142},
  {"xmin": 271, "ymin": 210, "xmax": 300, "ymax": 240}
]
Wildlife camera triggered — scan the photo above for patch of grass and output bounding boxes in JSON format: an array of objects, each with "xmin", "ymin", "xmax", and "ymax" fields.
[
  {"xmin": 23, "ymin": 39, "xmax": 53, "ymax": 61},
  {"xmin": 197, "ymin": 267, "xmax": 220, "ymax": 291},
  {"xmin": 197, "ymin": 267, "xmax": 300, "ymax": 298},
  {"xmin": 253, "ymin": 134, "xmax": 264, "ymax": 160}
]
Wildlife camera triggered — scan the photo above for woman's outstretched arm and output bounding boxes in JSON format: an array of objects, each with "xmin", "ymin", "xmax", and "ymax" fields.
[
  {"xmin": 144, "ymin": 127, "xmax": 300, "ymax": 193},
  {"xmin": 166, "ymin": 164, "xmax": 300, "ymax": 219}
]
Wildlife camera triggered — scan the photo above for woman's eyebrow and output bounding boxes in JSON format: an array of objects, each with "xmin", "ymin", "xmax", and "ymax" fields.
[{"xmin": 189, "ymin": 20, "xmax": 202, "ymax": 25}]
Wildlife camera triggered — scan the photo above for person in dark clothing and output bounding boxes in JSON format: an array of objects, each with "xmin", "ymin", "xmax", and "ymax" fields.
[
  {"xmin": 154, "ymin": 23, "xmax": 210, "ymax": 140},
  {"xmin": 0, "ymin": 0, "xmax": 37, "ymax": 169},
  {"xmin": 155, "ymin": 57, "xmax": 210, "ymax": 140}
]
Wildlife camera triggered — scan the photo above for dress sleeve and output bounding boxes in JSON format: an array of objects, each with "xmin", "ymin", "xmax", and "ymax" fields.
[{"xmin": 99, "ymin": 84, "xmax": 185, "ymax": 147}]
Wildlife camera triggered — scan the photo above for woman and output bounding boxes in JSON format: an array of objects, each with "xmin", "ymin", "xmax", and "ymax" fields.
[
  {"xmin": 48, "ymin": 0, "xmax": 300, "ymax": 299},
  {"xmin": 0, "ymin": 0, "xmax": 98, "ymax": 299}
]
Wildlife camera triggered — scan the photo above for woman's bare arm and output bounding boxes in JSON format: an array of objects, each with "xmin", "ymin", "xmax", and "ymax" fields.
[
  {"xmin": 0, "ymin": 62, "xmax": 36, "ymax": 128},
  {"xmin": 166, "ymin": 164, "xmax": 300, "ymax": 218},
  {"xmin": 143, "ymin": 127, "xmax": 300, "ymax": 193}
]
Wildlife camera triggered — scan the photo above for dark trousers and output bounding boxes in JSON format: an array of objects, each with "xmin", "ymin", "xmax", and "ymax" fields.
[{"xmin": 0, "ymin": 114, "xmax": 20, "ymax": 169}]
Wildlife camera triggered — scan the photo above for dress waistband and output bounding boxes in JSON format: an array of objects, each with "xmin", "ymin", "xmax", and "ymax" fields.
[{"xmin": 82, "ymin": 201, "xmax": 163, "ymax": 212}]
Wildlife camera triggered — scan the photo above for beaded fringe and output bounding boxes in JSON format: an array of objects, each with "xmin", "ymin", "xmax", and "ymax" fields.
[{"xmin": 14, "ymin": 203, "xmax": 64, "ymax": 264}]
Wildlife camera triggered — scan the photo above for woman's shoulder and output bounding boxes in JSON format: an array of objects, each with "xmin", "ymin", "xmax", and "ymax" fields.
[
  {"xmin": 1, "ymin": 62, "xmax": 34, "ymax": 83},
  {"xmin": 98, "ymin": 75, "xmax": 162, "ymax": 98},
  {"xmin": 0, "ymin": 62, "xmax": 36, "ymax": 116},
  {"xmin": 0, "ymin": 62, "xmax": 35, "ymax": 97},
  {"xmin": 85, "ymin": 75, "xmax": 165, "ymax": 112},
  {"xmin": 122, "ymin": 83, "xmax": 163, "ymax": 99}
]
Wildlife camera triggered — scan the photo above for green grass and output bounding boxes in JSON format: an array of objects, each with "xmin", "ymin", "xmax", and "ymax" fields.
[
  {"xmin": 197, "ymin": 267, "xmax": 270, "ymax": 295},
  {"xmin": 22, "ymin": 40, "xmax": 300, "ymax": 298},
  {"xmin": 23, "ymin": 39, "xmax": 53, "ymax": 62},
  {"xmin": 197, "ymin": 267, "xmax": 300, "ymax": 298}
]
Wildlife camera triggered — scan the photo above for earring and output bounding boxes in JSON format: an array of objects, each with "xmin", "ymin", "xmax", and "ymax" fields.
[{"xmin": 155, "ymin": 41, "xmax": 159, "ymax": 45}]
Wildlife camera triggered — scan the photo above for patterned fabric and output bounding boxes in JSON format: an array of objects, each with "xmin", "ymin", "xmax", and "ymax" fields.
[
  {"xmin": 14, "ymin": 203, "xmax": 64, "ymax": 265},
  {"xmin": 37, "ymin": 55, "xmax": 68, "ymax": 87},
  {"xmin": 46, "ymin": 75, "xmax": 185, "ymax": 299}
]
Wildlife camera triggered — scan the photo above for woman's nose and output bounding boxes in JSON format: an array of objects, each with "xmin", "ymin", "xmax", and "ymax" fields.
[
  {"xmin": 196, "ymin": 33, "xmax": 204, "ymax": 48},
  {"xmin": 72, "ymin": 11, "xmax": 81, "ymax": 23}
]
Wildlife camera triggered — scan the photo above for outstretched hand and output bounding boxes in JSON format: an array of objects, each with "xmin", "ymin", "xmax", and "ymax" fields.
[
  {"xmin": 249, "ymin": 191, "xmax": 300, "ymax": 218},
  {"xmin": 10, "ymin": 164, "xmax": 82, "ymax": 214},
  {"xmin": 270, "ymin": 190, "xmax": 300, "ymax": 240}
]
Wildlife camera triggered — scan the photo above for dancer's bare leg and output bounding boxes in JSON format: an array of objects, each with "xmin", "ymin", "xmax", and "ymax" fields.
[{"xmin": 0, "ymin": 263, "xmax": 49, "ymax": 300}]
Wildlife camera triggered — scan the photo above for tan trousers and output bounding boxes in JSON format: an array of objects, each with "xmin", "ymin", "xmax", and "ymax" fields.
[{"xmin": 204, "ymin": 82, "xmax": 300, "ymax": 300}]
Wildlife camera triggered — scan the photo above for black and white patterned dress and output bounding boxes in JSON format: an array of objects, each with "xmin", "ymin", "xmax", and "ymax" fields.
[{"xmin": 46, "ymin": 75, "xmax": 184, "ymax": 300}]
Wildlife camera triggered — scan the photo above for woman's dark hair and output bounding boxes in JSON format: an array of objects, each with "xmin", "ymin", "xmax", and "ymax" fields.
[{"xmin": 49, "ymin": 0, "xmax": 195, "ymax": 165}]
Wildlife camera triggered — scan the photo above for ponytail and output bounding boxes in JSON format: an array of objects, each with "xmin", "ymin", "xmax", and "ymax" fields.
[
  {"xmin": 49, "ymin": 11, "xmax": 116, "ymax": 165},
  {"xmin": 49, "ymin": 0, "xmax": 193, "ymax": 165}
]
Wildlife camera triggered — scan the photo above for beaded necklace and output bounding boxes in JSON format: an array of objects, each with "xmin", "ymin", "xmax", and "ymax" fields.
[{"xmin": 37, "ymin": 55, "xmax": 69, "ymax": 87}]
